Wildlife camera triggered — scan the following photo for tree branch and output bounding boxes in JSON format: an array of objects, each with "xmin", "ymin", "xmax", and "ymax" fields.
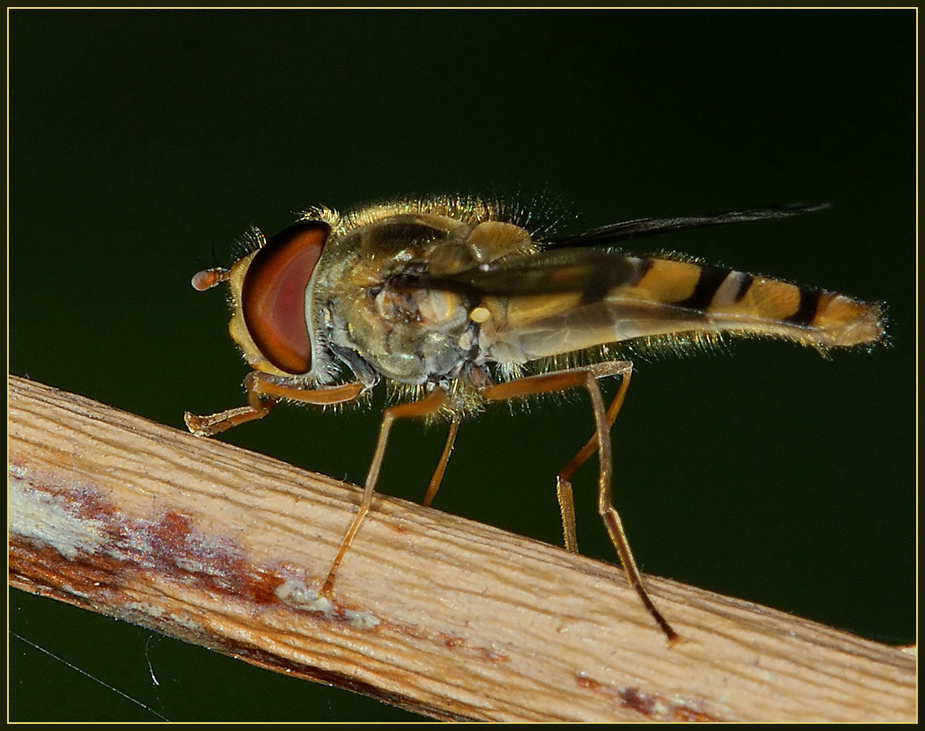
[{"xmin": 8, "ymin": 375, "xmax": 915, "ymax": 721}]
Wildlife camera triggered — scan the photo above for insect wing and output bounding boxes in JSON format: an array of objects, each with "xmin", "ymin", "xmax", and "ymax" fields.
[
  {"xmin": 396, "ymin": 236, "xmax": 883, "ymax": 365},
  {"xmin": 395, "ymin": 247, "xmax": 637, "ymax": 297}
]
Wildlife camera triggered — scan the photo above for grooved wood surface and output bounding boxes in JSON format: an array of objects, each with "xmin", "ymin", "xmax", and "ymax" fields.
[{"xmin": 8, "ymin": 376, "xmax": 916, "ymax": 721}]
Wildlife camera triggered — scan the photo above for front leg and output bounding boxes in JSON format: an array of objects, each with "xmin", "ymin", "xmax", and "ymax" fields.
[{"xmin": 184, "ymin": 370, "xmax": 366, "ymax": 436}]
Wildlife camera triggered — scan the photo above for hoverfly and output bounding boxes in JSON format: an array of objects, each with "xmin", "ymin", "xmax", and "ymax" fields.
[{"xmin": 186, "ymin": 196, "xmax": 885, "ymax": 644}]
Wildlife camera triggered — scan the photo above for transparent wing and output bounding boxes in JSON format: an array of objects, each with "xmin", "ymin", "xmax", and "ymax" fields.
[
  {"xmin": 393, "ymin": 203, "xmax": 830, "ymax": 298},
  {"xmin": 393, "ymin": 248, "xmax": 639, "ymax": 298}
]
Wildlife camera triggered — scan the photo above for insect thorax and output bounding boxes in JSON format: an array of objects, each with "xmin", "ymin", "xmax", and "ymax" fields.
[{"xmin": 315, "ymin": 215, "xmax": 493, "ymax": 387}]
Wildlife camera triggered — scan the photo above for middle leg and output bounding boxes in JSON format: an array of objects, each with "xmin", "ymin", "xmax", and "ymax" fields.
[{"xmin": 320, "ymin": 387, "xmax": 448, "ymax": 595}]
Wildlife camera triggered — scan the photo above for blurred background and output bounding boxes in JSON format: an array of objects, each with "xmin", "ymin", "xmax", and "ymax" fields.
[{"xmin": 9, "ymin": 9, "xmax": 914, "ymax": 722}]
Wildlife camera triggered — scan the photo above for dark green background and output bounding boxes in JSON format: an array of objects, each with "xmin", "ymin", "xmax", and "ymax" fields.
[{"xmin": 9, "ymin": 9, "xmax": 914, "ymax": 722}]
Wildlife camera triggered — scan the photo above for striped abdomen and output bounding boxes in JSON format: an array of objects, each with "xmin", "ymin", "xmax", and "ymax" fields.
[
  {"xmin": 481, "ymin": 252, "xmax": 886, "ymax": 363},
  {"xmin": 623, "ymin": 256, "xmax": 885, "ymax": 347}
]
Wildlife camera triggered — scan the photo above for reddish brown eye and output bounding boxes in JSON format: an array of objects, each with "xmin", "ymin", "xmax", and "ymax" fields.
[{"xmin": 242, "ymin": 221, "xmax": 330, "ymax": 374}]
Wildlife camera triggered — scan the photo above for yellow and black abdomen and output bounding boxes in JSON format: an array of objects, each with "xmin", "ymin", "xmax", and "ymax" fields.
[
  {"xmin": 629, "ymin": 256, "xmax": 885, "ymax": 348},
  {"xmin": 478, "ymin": 252, "xmax": 886, "ymax": 364}
]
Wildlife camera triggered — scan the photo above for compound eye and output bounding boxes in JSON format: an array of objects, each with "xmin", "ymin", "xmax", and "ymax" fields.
[{"xmin": 242, "ymin": 220, "xmax": 330, "ymax": 374}]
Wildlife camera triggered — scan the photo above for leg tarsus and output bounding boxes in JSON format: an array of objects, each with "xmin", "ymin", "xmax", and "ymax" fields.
[{"xmin": 184, "ymin": 371, "xmax": 276, "ymax": 436}]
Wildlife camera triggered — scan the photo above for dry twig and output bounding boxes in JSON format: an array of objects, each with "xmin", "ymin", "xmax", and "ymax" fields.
[{"xmin": 8, "ymin": 375, "xmax": 915, "ymax": 721}]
